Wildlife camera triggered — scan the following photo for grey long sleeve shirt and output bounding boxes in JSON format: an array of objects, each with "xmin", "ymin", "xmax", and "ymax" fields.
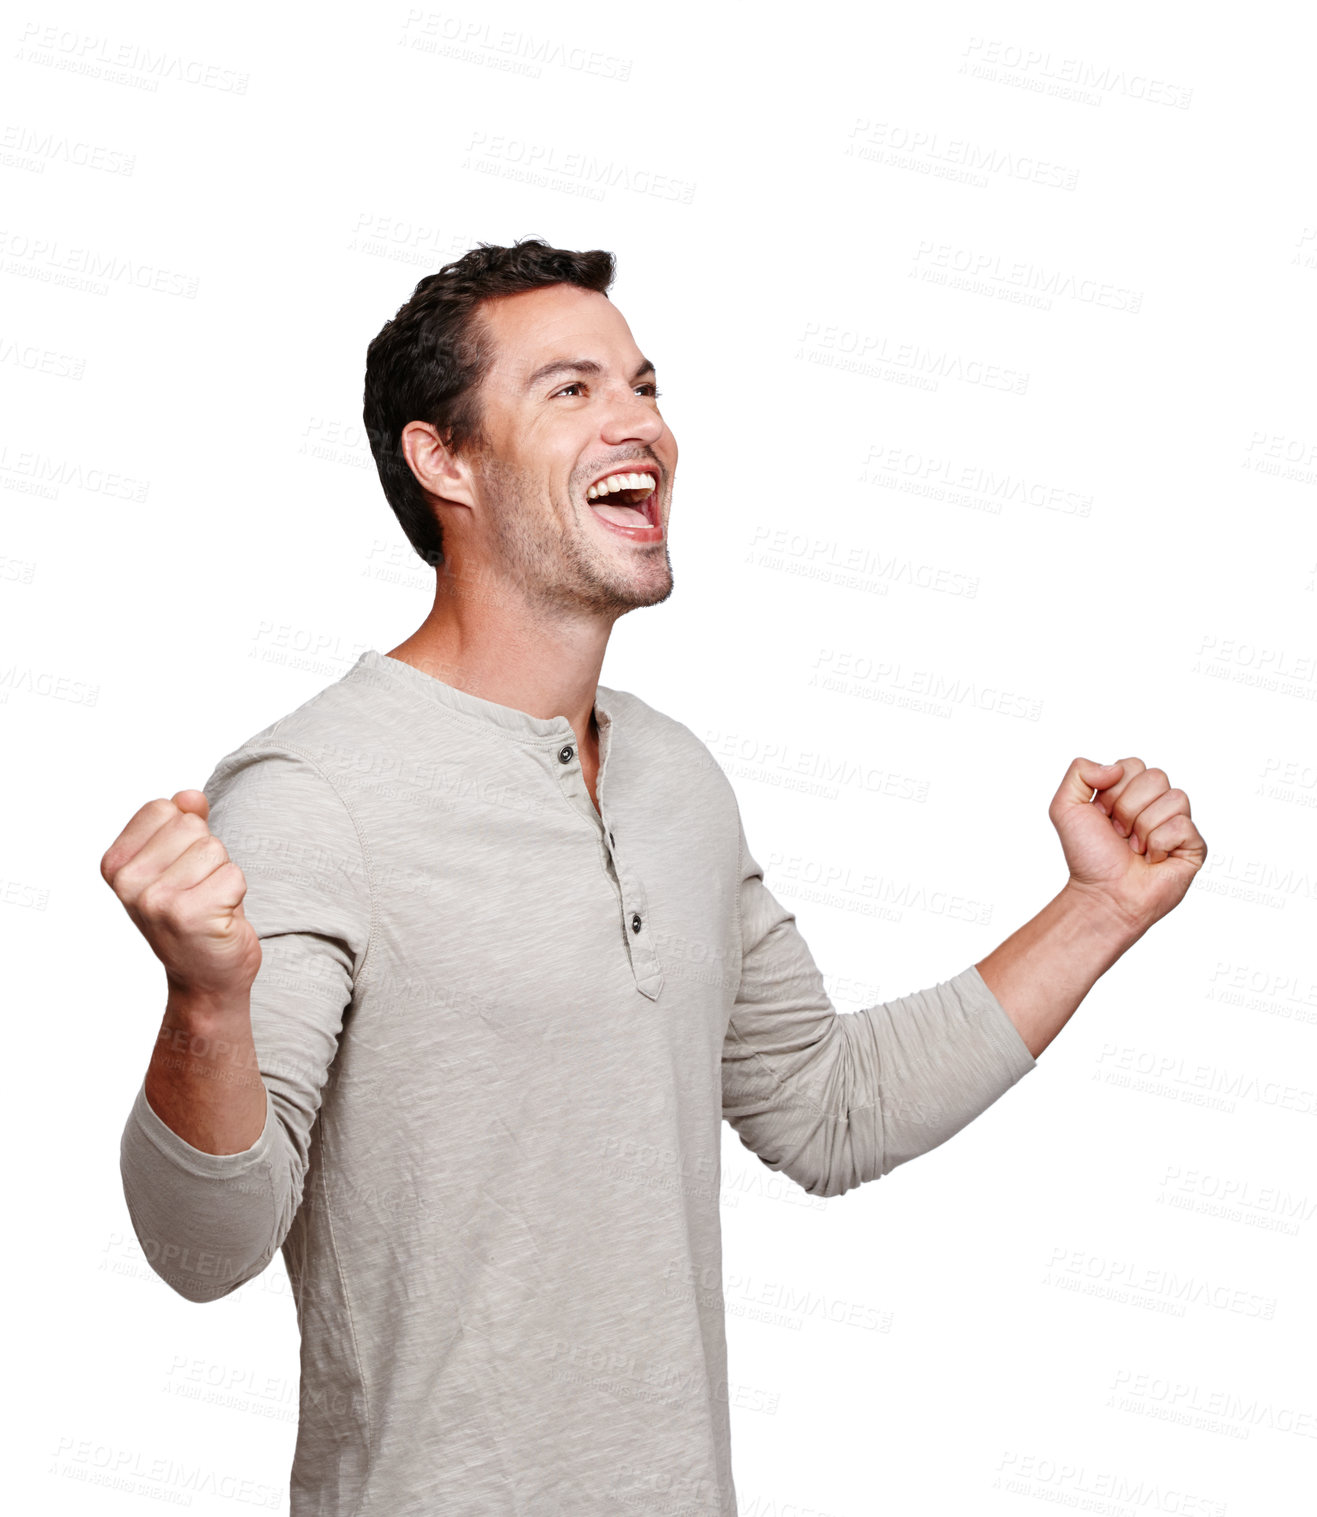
[{"xmin": 119, "ymin": 649, "xmax": 1036, "ymax": 1516}]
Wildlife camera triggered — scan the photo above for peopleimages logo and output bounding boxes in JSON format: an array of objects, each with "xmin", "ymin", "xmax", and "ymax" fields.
[
  {"xmin": 17, "ymin": 23, "xmax": 249, "ymax": 93},
  {"xmin": 846, "ymin": 117, "xmax": 1080, "ymax": 191},
  {"xmin": 0, "ymin": 230, "xmax": 199, "ymax": 298},
  {"xmin": 961, "ymin": 37, "xmax": 1194, "ymax": 109},
  {"xmin": 398, "ymin": 10, "xmax": 633, "ymax": 81},
  {"xmin": 911, "ymin": 240, "xmax": 1143, "ymax": 313},
  {"xmin": 797, "ymin": 321, "xmax": 1029, "ymax": 395}
]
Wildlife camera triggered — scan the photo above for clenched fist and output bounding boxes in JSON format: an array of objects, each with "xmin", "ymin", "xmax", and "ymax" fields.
[
  {"xmin": 101, "ymin": 789, "xmax": 262, "ymax": 1004},
  {"xmin": 1050, "ymin": 757, "xmax": 1207, "ymax": 936}
]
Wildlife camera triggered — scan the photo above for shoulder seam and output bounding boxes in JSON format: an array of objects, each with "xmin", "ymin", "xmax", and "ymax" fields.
[{"xmin": 227, "ymin": 731, "xmax": 382, "ymax": 991}]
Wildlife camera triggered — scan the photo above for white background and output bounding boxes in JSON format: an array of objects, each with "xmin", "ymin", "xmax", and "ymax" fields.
[{"xmin": 6, "ymin": 1, "xmax": 1316, "ymax": 1512}]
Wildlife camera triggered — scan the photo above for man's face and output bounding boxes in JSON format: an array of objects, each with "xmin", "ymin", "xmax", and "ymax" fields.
[{"xmin": 457, "ymin": 283, "xmax": 677, "ymax": 619}]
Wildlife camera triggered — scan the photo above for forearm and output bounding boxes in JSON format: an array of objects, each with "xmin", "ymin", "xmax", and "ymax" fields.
[
  {"xmin": 144, "ymin": 989, "xmax": 268, "ymax": 1154},
  {"xmin": 975, "ymin": 882, "xmax": 1142, "ymax": 1059}
]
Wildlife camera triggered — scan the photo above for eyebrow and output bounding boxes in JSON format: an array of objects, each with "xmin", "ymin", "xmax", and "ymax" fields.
[{"xmin": 523, "ymin": 356, "xmax": 657, "ymax": 392}]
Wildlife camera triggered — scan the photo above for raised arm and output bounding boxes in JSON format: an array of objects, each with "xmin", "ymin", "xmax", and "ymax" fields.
[
  {"xmin": 105, "ymin": 744, "xmax": 372, "ymax": 1301},
  {"xmin": 721, "ymin": 755, "xmax": 1207, "ymax": 1199},
  {"xmin": 721, "ymin": 808, "xmax": 1036, "ymax": 1199}
]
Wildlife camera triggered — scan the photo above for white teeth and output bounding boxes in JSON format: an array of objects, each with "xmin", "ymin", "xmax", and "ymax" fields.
[{"xmin": 586, "ymin": 470, "xmax": 657, "ymax": 501}]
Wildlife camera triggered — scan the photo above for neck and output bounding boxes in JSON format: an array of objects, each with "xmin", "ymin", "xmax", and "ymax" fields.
[{"xmin": 387, "ymin": 561, "xmax": 613, "ymax": 742}]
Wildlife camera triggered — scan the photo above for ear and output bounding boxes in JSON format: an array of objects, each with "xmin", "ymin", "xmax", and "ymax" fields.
[{"xmin": 401, "ymin": 421, "xmax": 477, "ymax": 509}]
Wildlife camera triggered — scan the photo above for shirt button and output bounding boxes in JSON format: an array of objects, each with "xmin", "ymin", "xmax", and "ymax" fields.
[
  {"xmin": 558, "ymin": 744, "xmax": 574, "ymax": 764},
  {"xmin": 630, "ymin": 912, "xmax": 642, "ymax": 933}
]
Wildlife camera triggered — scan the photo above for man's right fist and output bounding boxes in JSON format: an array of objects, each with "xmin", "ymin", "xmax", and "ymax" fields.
[{"xmin": 101, "ymin": 789, "xmax": 262, "ymax": 1002}]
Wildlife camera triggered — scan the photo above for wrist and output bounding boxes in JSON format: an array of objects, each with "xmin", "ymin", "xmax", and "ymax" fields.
[
  {"xmin": 1060, "ymin": 878, "xmax": 1147, "ymax": 950},
  {"xmin": 163, "ymin": 982, "xmax": 253, "ymax": 1033}
]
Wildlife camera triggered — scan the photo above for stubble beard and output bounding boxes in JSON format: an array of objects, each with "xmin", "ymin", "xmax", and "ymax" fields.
[{"xmin": 483, "ymin": 457, "xmax": 674, "ymax": 620}]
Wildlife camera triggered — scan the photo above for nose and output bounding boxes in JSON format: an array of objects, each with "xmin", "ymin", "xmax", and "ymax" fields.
[{"xmin": 599, "ymin": 384, "xmax": 664, "ymax": 448}]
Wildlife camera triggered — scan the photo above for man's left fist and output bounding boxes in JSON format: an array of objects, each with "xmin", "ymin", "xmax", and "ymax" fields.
[{"xmin": 1048, "ymin": 756, "xmax": 1207, "ymax": 936}]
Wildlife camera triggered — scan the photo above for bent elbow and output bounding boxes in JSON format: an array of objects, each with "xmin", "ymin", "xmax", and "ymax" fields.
[
  {"xmin": 122, "ymin": 1190, "xmax": 278, "ymax": 1304},
  {"xmin": 731, "ymin": 1106, "xmax": 884, "ymax": 1199},
  {"xmin": 787, "ymin": 1144, "xmax": 879, "ymax": 1200},
  {"xmin": 119, "ymin": 1089, "xmax": 298, "ymax": 1306},
  {"xmin": 141, "ymin": 1237, "xmax": 274, "ymax": 1304}
]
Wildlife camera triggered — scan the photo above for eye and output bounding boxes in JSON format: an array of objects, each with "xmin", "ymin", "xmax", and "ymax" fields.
[{"xmin": 550, "ymin": 380, "xmax": 662, "ymax": 400}]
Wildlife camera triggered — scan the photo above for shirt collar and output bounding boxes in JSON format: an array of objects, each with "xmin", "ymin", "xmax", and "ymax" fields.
[{"xmin": 352, "ymin": 650, "xmax": 614, "ymax": 748}]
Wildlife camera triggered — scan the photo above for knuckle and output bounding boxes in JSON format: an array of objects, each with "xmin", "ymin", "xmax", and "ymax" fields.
[
  {"xmin": 135, "ymin": 880, "xmax": 169, "ymax": 918},
  {"xmin": 143, "ymin": 798, "xmax": 177, "ymax": 830}
]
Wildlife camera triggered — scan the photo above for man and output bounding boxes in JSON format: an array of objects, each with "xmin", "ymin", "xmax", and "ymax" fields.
[{"xmin": 105, "ymin": 238, "xmax": 1206, "ymax": 1515}]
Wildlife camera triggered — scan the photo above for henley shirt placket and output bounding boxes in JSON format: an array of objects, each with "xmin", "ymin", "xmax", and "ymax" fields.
[{"xmin": 543, "ymin": 697, "xmax": 664, "ymax": 1000}]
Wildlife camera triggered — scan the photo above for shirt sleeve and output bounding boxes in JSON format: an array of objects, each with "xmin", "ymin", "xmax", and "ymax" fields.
[
  {"xmin": 721, "ymin": 807, "xmax": 1036, "ymax": 1198},
  {"xmin": 118, "ymin": 741, "xmax": 373, "ymax": 1301}
]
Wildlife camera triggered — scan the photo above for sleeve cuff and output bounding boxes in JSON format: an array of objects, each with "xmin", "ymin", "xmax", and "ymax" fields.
[
  {"xmin": 128, "ymin": 1078, "xmax": 276, "ymax": 1179},
  {"xmin": 957, "ymin": 962, "xmax": 1038, "ymax": 1079}
]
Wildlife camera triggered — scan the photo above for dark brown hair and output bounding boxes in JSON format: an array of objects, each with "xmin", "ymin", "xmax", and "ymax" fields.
[{"xmin": 363, "ymin": 237, "xmax": 616, "ymax": 567}]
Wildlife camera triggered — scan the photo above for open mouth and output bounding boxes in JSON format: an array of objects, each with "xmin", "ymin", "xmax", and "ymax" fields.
[{"xmin": 585, "ymin": 469, "xmax": 659, "ymax": 530}]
